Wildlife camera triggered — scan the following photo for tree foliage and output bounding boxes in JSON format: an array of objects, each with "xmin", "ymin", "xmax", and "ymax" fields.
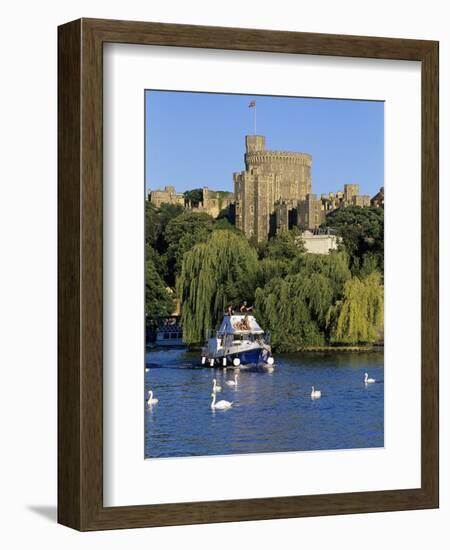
[
  {"xmin": 258, "ymin": 227, "xmax": 305, "ymax": 261},
  {"xmin": 177, "ymin": 230, "xmax": 258, "ymax": 344},
  {"xmin": 145, "ymin": 201, "xmax": 184, "ymax": 253},
  {"xmin": 145, "ymin": 260, "xmax": 174, "ymax": 319},
  {"xmin": 323, "ymin": 206, "xmax": 384, "ymax": 275},
  {"xmin": 326, "ymin": 272, "xmax": 384, "ymax": 344},
  {"xmin": 183, "ymin": 188, "xmax": 203, "ymax": 207},
  {"xmin": 255, "ymin": 252, "xmax": 351, "ymax": 351},
  {"xmin": 164, "ymin": 212, "xmax": 214, "ymax": 283},
  {"xmin": 145, "ymin": 195, "xmax": 384, "ymax": 350}
]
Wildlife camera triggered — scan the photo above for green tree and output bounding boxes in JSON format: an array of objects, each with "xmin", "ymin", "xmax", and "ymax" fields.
[
  {"xmin": 256, "ymin": 258, "xmax": 290, "ymax": 288},
  {"xmin": 213, "ymin": 216, "xmax": 240, "ymax": 232},
  {"xmin": 254, "ymin": 228, "xmax": 306, "ymax": 285},
  {"xmin": 259, "ymin": 227, "xmax": 305, "ymax": 261},
  {"xmin": 183, "ymin": 188, "xmax": 203, "ymax": 207},
  {"xmin": 255, "ymin": 252, "xmax": 352, "ymax": 351},
  {"xmin": 164, "ymin": 212, "xmax": 214, "ymax": 283},
  {"xmin": 145, "ymin": 243, "xmax": 167, "ymax": 280},
  {"xmin": 322, "ymin": 206, "xmax": 384, "ymax": 275},
  {"xmin": 326, "ymin": 272, "xmax": 384, "ymax": 344},
  {"xmin": 145, "ymin": 201, "xmax": 184, "ymax": 254},
  {"xmin": 145, "ymin": 201, "xmax": 160, "ymax": 247},
  {"xmin": 145, "ymin": 260, "xmax": 174, "ymax": 319},
  {"xmin": 177, "ymin": 230, "xmax": 258, "ymax": 344},
  {"xmin": 255, "ymin": 275, "xmax": 325, "ymax": 351},
  {"xmin": 164, "ymin": 212, "xmax": 213, "ymax": 247},
  {"xmin": 216, "ymin": 204, "xmax": 235, "ymax": 225},
  {"xmin": 289, "ymin": 251, "xmax": 352, "ymax": 296}
]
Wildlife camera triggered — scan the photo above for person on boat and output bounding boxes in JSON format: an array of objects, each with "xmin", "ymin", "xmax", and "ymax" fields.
[
  {"xmin": 239, "ymin": 301, "xmax": 253, "ymax": 313},
  {"xmin": 227, "ymin": 304, "xmax": 235, "ymax": 316}
]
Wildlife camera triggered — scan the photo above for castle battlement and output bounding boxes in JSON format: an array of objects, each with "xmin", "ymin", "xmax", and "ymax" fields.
[{"xmin": 245, "ymin": 151, "xmax": 312, "ymax": 165}]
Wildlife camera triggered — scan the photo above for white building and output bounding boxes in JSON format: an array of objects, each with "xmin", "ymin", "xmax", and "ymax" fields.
[{"xmin": 300, "ymin": 230, "xmax": 339, "ymax": 255}]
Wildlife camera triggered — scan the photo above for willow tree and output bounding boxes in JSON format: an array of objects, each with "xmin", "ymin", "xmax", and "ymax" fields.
[
  {"xmin": 177, "ymin": 230, "xmax": 258, "ymax": 344},
  {"xmin": 326, "ymin": 272, "xmax": 384, "ymax": 344},
  {"xmin": 289, "ymin": 251, "xmax": 351, "ymax": 296},
  {"xmin": 255, "ymin": 251, "xmax": 352, "ymax": 351},
  {"xmin": 255, "ymin": 274, "xmax": 325, "ymax": 351}
]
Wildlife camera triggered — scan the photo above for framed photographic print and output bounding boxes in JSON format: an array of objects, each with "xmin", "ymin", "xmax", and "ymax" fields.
[{"xmin": 58, "ymin": 18, "xmax": 439, "ymax": 530}]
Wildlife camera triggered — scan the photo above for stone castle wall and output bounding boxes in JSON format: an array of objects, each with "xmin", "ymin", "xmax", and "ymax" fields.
[
  {"xmin": 235, "ymin": 135, "xmax": 313, "ymax": 241},
  {"xmin": 149, "ymin": 135, "xmax": 381, "ymax": 245},
  {"xmin": 149, "ymin": 185, "xmax": 234, "ymax": 219},
  {"xmin": 187, "ymin": 187, "xmax": 234, "ymax": 218},
  {"xmin": 148, "ymin": 185, "xmax": 184, "ymax": 207}
]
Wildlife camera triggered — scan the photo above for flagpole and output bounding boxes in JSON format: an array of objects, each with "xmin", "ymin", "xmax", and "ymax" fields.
[{"xmin": 249, "ymin": 100, "xmax": 257, "ymax": 134}]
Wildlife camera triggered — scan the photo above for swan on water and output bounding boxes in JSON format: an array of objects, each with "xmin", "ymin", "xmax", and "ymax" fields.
[
  {"xmin": 147, "ymin": 390, "xmax": 159, "ymax": 405},
  {"xmin": 311, "ymin": 386, "xmax": 321, "ymax": 399},
  {"xmin": 226, "ymin": 373, "xmax": 239, "ymax": 387},
  {"xmin": 364, "ymin": 372, "xmax": 375, "ymax": 384},
  {"xmin": 212, "ymin": 378, "xmax": 222, "ymax": 392},
  {"xmin": 210, "ymin": 393, "xmax": 233, "ymax": 410}
]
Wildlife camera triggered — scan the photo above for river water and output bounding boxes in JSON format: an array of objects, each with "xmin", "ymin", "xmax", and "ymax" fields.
[{"xmin": 145, "ymin": 348, "xmax": 384, "ymax": 459}]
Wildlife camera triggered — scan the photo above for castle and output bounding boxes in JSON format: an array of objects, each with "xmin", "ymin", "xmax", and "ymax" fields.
[
  {"xmin": 233, "ymin": 135, "xmax": 313, "ymax": 241},
  {"xmin": 148, "ymin": 186, "xmax": 234, "ymax": 219},
  {"xmin": 186, "ymin": 187, "xmax": 234, "ymax": 219},
  {"xmin": 234, "ymin": 135, "xmax": 373, "ymax": 242},
  {"xmin": 148, "ymin": 185, "xmax": 185, "ymax": 208},
  {"xmin": 148, "ymin": 134, "xmax": 383, "ymax": 246}
]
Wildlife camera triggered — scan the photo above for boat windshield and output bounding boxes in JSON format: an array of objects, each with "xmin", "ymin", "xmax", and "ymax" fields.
[{"xmin": 231, "ymin": 333, "xmax": 266, "ymax": 343}]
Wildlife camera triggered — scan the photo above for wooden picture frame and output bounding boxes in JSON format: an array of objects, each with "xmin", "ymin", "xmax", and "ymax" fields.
[{"xmin": 58, "ymin": 18, "xmax": 439, "ymax": 531}]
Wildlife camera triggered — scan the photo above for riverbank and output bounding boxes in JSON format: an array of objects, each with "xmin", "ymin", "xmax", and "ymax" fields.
[
  {"xmin": 170, "ymin": 343, "xmax": 384, "ymax": 353},
  {"xmin": 300, "ymin": 344, "xmax": 384, "ymax": 352}
]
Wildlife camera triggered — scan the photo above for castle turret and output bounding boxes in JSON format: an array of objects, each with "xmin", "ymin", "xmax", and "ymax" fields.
[
  {"xmin": 245, "ymin": 135, "xmax": 266, "ymax": 153},
  {"xmin": 235, "ymin": 135, "xmax": 313, "ymax": 242}
]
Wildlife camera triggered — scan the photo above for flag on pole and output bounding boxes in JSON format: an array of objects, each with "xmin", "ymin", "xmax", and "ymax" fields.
[{"xmin": 248, "ymin": 100, "xmax": 256, "ymax": 108}]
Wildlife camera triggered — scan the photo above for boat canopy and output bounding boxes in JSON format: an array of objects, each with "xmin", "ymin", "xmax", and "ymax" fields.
[{"xmin": 218, "ymin": 314, "xmax": 264, "ymax": 335}]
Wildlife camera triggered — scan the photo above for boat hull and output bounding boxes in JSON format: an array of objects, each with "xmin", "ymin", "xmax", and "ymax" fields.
[
  {"xmin": 201, "ymin": 313, "xmax": 274, "ymax": 369},
  {"xmin": 232, "ymin": 348, "xmax": 262, "ymax": 365},
  {"xmin": 201, "ymin": 342, "xmax": 272, "ymax": 368}
]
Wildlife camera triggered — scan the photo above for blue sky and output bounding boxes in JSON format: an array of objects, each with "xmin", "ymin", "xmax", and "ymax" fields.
[{"xmin": 145, "ymin": 91, "xmax": 384, "ymax": 197}]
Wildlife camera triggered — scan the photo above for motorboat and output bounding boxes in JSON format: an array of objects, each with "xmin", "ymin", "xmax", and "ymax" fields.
[{"xmin": 201, "ymin": 313, "xmax": 274, "ymax": 370}]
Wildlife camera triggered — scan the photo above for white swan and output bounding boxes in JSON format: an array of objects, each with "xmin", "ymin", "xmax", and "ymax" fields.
[
  {"xmin": 364, "ymin": 372, "xmax": 375, "ymax": 384},
  {"xmin": 212, "ymin": 378, "xmax": 222, "ymax": 392},
  {"xmin": 311, "ymin": 386, "xmax": 321, "ymax": 399},
  {"xmin": 225, "ymin": 373, "xmax": 239, "ymax": 387},
  {"xmin": 210, "ymin": 393, "xmax": 233, "ymax": 410},
  {"xmin": 147, "ymin": 390, "xmax": 158, "ymax": 405}
]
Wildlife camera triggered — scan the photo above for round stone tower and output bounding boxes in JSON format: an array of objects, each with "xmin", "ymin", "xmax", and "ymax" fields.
[
  {"xmin": 234, "ymin": 135, "xmax": 314, "ymax": 241},
  {"xmin": 244, "ymin": 135, "xmax": 312, "ymax": 201}
]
